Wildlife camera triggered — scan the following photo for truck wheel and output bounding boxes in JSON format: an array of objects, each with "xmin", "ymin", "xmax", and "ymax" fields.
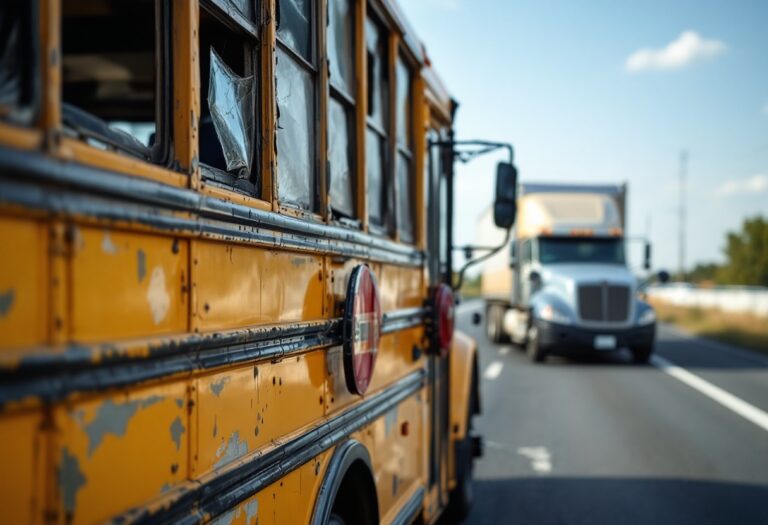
[
  {"xmin": 526, "ymin": 325, "xmax": 547, "ymax": 363},
  {"xmin": 631, "ymin": 345, "xmax": 653, "ymax": 364},
  {"xmin": 486, "ymin": 304, "xmax": 508, "ymax": 344}
]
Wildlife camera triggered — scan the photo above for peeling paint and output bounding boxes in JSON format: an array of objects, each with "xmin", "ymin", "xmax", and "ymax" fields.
[
  {"xmin": 146, "ymin": 266, "xmax": 170, "ymax": 325},
  {"xmin": 170, "ymin": 417, "xmax": 185, "ymax": 451},
  {"xmin": 211, "ymin": 508, "xmax": 238, "ymax": 525},
  {"xmin": 175, "ymin": 398, "xmax": 185, "ymax": 409},
  {"xmin": 102, "ymin": 232, "xmax": 118, "ymax": 254},
  {"xmin": 84, "ymin": 396, "xmax": 163, "ymax": 456},
  {"xmin": 58, "ymin": 447, "xmax": 86, "ymax": 515},
  {"xmin": 214, "ymin": 431, "xmax": 249, "ymax": 469},
  {"xmin": 210, "ymin": 376, "xmax": 230, "ymax": 397},
  {"xmin": 384, "ymin": 406, "xmax": 398, "ymax": 436},
  {"xmin": 137, "ymin": 249, "xmax": 147, "ymax": 282},
  {"xmin": 245, "ymin": 500, "xmax": 259, "ymax": 524},
  {"xmin": 0, "ymin": 288, "xmax": 14, "ymax": 317},
  {"xmin": 160, "ymin": 483, "xmax": 173, "ymax": 494},
  {"xmin": 213, "ymin": 415, "xmax": 218, "ymax": 438}
]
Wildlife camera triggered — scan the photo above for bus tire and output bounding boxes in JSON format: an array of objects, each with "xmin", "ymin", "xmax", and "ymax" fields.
[{"xmin": 446, "ymin": 385, "xmax": 477, "ymax": 522}]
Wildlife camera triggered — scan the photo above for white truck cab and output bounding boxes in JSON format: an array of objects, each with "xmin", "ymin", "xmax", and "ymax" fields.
[{"xmin": 480, "ymin": 183, "xmax": 662, "ymax": 363}]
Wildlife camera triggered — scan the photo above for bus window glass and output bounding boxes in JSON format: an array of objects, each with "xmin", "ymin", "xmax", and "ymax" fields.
[
  {"xmin": 395, "ymin": 58, "xmax": 411, "ymax": 147},
  {"xmin": 365, "ymin": 15, "xmax": 390, "ymax": 230},
  {"xmin": 61, "ymin": 0, "xmax": 162, "ymax": 162},
  {"xmin": 328, "ymin": 0, "xmax": 355, "ymax": 218},
  {"xmin": 277, "ymin": 47, "xmax": 314, "ymax": 209},
  {"xmin": 365, "ymin": 18, "xmax": 387, "ymax": 129},
  {"xmin": 226, "ymin": 0, "xmax": 255, "ymax": 21},
  {"xmin": 328, "ymin": 0, "xmax": 353, "ymax": 94},
  {"xmin": 395, "ymin": 56, "xmax": 413, "ymax": 242},
  {"xmin": 328, "ymin": 97, "xmax": 354, "ymax": 217},
  {"xmin": 199, "ymin": 6, "xmax": 258, "ymax": 189},
  {"xmin": 366, "ymin": 128, "xmax": 384, "ymax": 224},
  {"xmin": 396, "ymin": 153, "xmax": 413, "ymax": 240},
  {"xmin": 278, "ymin": 0, "xmax": 311, "ymax": 62},
  {"xmin": 0, "ymin": 1, "xmax": 35, "ymax": 124}
]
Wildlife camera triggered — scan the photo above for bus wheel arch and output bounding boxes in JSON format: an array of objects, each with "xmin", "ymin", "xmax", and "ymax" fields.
[{"xmin": 311, "ymin": 440, "xmax": 379, "ymax": 525}]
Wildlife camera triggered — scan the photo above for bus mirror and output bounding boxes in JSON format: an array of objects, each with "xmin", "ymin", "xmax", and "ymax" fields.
[
  {"xmin": 644, "ymin": 242, "xmax": 652, "ymax": 270},
  {"xmin": 494, "ymin": 162, "xmax": 517, "ymax": 229}
]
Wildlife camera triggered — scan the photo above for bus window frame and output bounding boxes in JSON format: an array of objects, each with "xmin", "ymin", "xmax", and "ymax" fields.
[
  {"xmin": 327, "ymin": 0, "xmax": 359, "ymax": 225},
  {"xmin": 275, "ymin": 0, "xmax": 324, "ymax": 217},
  {"xmin": 364, "ymin": 4, "xmax": 393, "ymax": 238},
  {"xmin": 58, "ymin": 0, "xmax": 174, "ymax": 168},
  {"xmin": 392, "ymin": 44, "xmax": 417, "ymax": 245},
  {"xmin": 198, "ymin": 0, "xmax": 262, "ymax": 197}
]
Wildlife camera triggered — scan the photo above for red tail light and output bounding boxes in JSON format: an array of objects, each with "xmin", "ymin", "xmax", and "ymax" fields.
[
  {"xmin": 433, "ymin": 284, "xmax": 455, "ymax": 357},
  {"xmin": 342, "ymin": 265, "xmax": 382, "ymax": 395}
]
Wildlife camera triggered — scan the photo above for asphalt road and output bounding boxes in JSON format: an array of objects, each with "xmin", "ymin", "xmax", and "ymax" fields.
[{"xmin": 457, "ymin": 300, "xmax": 768, "ymax": 525}]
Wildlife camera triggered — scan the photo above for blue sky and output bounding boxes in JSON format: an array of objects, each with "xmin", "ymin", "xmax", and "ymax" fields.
[{"xmin": 399, "ymin": 0, "xmax": 768, "ymax": 273}]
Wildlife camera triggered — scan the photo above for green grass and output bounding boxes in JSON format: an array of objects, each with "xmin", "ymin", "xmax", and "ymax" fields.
[{"xmin": 650, "ymin": 300, "xmax": 768, "ymax": 357}]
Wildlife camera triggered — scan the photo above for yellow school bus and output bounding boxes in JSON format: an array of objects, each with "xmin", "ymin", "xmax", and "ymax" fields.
[{"xmin": 0, "ymin": 0, "xmax": 506, "ymax": 524}]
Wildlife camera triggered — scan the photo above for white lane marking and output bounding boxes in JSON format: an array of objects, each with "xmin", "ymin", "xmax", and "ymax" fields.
[
  {"xmin": 499, "ymin": 347, "xmax": 510, "ymax": 356},
  {"xmin": 652, "ymin": 355, "xmax": 768, "ymax": 433},
  {"xmin": 517, "ymin": 446, "xmax": 552, "ymax": 474},
  {"xmin": 484, "ymin": 361, "xmax": 504, "ymax": 380}
]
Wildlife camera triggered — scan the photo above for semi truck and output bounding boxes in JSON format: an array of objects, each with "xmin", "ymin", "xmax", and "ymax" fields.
[{"xmin": 478, "ymin": 182, "xmax": 665, "ymax": 363}]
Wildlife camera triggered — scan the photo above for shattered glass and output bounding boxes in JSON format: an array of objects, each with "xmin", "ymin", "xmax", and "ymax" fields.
[
  {"xmin": 397, "ymin": 152, "xmax": 413, "ymax": 242},
  {"xmin": 277, "ymin": 0, "xmax": 312, "ymax": 61},
  {"xmin": 328, "ymin": 98, "xmax": 354, "ymax": 217},
  {"xmin": 207, "ymin": 48, "xmax": 255, "ymax": 176},
  {"xmin": 328, "ymin": 0, "xmax": 354, "ymax": 94},
  {"xmin": 276, "ymin": 48, "xmax": 314, "ymax": 208}
]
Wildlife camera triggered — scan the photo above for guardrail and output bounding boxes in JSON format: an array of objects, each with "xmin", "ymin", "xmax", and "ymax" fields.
[{"xmin": 647, "ymin": 285, "xmax": 768, "ymax": 318}]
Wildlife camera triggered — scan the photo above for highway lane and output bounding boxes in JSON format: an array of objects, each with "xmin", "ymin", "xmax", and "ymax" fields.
[{"xmin": 457, "ymin": 300, "xmax": 768, "ymax": 525}]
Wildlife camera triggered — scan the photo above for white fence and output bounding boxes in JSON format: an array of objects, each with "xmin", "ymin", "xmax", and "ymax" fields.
[{"xmin": 647, "ymin": 285, "xmax": 768, "ymax": 319}]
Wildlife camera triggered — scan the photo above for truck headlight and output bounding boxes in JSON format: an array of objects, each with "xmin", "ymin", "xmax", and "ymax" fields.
[
  {"xmin": 637, "ymin": 308, "xmax": 656, "ymax": 326},
  {"xmin": 539, "ymin": 304, "xmax": 572, "ymax": 325}
]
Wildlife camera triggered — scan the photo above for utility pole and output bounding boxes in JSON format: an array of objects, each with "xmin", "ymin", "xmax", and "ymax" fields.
[{"xmin": 678, "ymin": 150, "xmax": 688, "ymax": 281}]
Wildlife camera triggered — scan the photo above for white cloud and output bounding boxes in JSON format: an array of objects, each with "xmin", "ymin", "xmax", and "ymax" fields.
[
  {"xmin": 625, "ymin": 31, "xmax": 726, "ymax": 73},
  {"xmin": 716, "ymin": 174, "xmax": 768, "ymax": 196}
]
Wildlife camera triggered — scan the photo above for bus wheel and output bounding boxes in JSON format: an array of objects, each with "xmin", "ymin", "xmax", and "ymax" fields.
[{"xmin": 446, "ymin": 391, "xmax": 477, "ymax": 521}]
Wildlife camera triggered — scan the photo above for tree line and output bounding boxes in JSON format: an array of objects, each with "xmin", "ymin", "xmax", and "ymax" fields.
[{"xmin": 687, "ymin": 216, "xmax": 768, "ymax": 287}]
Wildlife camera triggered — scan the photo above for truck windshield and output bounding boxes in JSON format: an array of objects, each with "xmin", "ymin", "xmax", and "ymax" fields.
[{"xmin": 538, "ymin": 236, "xmax": 625, "ymax": 265}]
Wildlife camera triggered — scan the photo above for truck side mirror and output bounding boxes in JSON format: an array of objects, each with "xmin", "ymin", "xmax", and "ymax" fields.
[
  {"xmin": 493, "ymin": 162, "xmax": 517, "ymax": 229},
  {"xmin": 644, "ymin": 242, "xmax": 652, "ymax": 270}
]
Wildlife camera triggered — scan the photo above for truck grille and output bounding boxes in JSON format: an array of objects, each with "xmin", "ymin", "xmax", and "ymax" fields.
[{"xmin": 578, "ymin": 284, "xmax": 630, "ymax": 322}]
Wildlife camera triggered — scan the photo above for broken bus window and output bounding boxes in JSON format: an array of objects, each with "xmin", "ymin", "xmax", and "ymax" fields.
[{"xmin": 61, "ymin": 0, "xmax": 167, "ymax": 162}]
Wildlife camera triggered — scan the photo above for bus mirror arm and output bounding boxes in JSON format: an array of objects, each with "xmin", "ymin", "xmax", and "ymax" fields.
[{"xmin": 452, "ymin": 227, "xmax": 512, "ymax": 291}]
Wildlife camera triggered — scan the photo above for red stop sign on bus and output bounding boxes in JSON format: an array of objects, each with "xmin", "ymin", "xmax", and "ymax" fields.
[{"xmin": 342, "ymin": 265, "xmax": 382, "ymax": 395}]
